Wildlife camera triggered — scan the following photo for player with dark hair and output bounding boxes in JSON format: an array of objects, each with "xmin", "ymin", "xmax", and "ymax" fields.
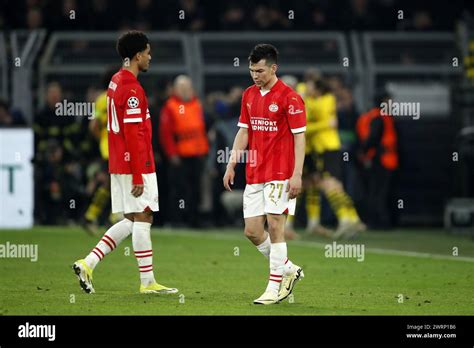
[
  {"xmin": 73, "ymin": 31, "xmax": 178, "ymax": 295},
  {"xmin": 223, "ymin": 44, "xmax": 305, "ymax": 304}
]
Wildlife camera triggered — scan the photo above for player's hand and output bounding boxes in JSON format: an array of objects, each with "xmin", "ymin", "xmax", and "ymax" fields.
[
  {"xmin": 223, "ymin": 167, "xmax": 235, "ymax": 192},
  {"xmin": 287, "ymin": 174, "xmax": 302, "ymax": 199},
  {"xmin": 131, "ymin": 184, "xmax": 144, "ymax": 197}
]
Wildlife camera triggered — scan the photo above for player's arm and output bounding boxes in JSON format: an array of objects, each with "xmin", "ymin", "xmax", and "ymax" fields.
[
  {"xmin": 223, "ymin": 127, "xmax": 248, "ymax": 191},
  {"xmin": 287, "ymin": 92, "xmax": 307, "ymax": 199},
  {"xmin": 159, "ymin": 104, "xmax": 180, "ymax": 165},
  {"xmin": 288, "ymin": 132, "xmax": 305, "ymax": 199},
  {"xmin": 360, "ymin": 116, "xmax": 383, "ymax": 151},
  {"xmin": 122, "ymin": 90, "xmax": 146, "ymax": 197},
  {"xmin": 90, "ymin": 93, "xmax": 107, "ymax": 140}
]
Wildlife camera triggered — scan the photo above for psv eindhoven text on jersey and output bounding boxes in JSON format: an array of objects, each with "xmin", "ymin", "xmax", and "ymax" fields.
[
  {"xmin": 107, "ymin": 68, "xmax": 155, "ymax": 184},
  {"xmin": 238, "ymin": 79, "xmax": 306, "ymax": 184}
]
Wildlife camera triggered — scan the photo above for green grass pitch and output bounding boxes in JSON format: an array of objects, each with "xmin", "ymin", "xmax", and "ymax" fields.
[{"xmin": 0, "ymin": 226, "xmax": 473, "ymax": 315}]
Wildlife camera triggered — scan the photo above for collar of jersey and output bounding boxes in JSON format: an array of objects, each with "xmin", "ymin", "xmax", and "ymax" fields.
[{"xmin": 258, "ymin": 79, "xmax": 281, "ymax": 96}]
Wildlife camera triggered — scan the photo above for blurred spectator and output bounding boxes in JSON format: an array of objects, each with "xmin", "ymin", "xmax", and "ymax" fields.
[
  {"xmin": 50, "ymin": 0, "xmax": 80, "ymax": 30},
  {"xmin": 0, "ymin": 99, "xmax": 26, "ymax": 127},
  {"xmin": 159, "ymin": 75, "xmax": 209, "ymax": 227},
  {"xmin": 356, "ymin": 92, "xmax": 399, "ymax": 229},
  {"xmin": 412, "ymin": 11, "xmax": 434, "ymax": 30},
  {"xmin": 168, "ymin": 0, "xmax": 205, "ymax": 31},
  {"xmin": 82, "ymin": 67, "xmax": 120, "ymax": 234},
  {"xmin": 280, "ymin": 75, "xmax": 298, "ymax": 90},
  {"xmin": 132, "ymin": 0, "xmax": 154, "ymax": 30},
  {"xmin": 296, "ymin": 68, "xmax": 322, "ymax": 96},
  {"xmin": 309, "ymin": 1, "xmax": 332, "ymax": 30},
  {"xmin": 340, "ymin": 0, "xmax": 378, "ymax": 30},
  {"xmin": 35, "ymin": 139, "xmax": 84, "ymax": 225},
  {"xmin": 208, "ymin": 86, "xmax": 246, "ymax": 226},
  {"xmin": 335, "ymin": 85, "xmax": 364, "ymax": 218},
  {"xmin": 87, "ymin": 0, "xmax": 115, "ymax": 30},
  {"xmin": 220, "ymin": 2, "xmax": 247, "ymax": 30},
  {"xmin": 33, "ymin": 81, "xmax": 95, "ymax": 225},
  {"xmin": 26, "ymin": 6, "xmax": 43, "ymax": 30},
  {"xmin": 252, "ymin": 4, "xmax": 290, "ymax": 30}
]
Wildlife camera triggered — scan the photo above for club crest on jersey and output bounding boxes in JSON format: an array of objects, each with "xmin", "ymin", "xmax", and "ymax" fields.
[
  {"xmin": 127, "ymin": 96, "xmax": 139, "ymax": 108},
  {"xmin": 269, "ymin": 103, "xmax": 278, "ymax": 112}
]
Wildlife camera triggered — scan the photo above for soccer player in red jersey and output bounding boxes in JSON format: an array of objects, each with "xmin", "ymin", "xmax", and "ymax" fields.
[
  {"xmin": 73, "ymin": 31, "xmax": 178, "ymax": 295},
  {"xmin": 223, "ymin": 44, "xmax": 306, "ymax": 304}
]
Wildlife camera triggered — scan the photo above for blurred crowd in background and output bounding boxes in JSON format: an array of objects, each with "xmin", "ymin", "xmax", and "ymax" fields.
[{"xmin": 0, "ymin": 0, "xmax": 466, "ymax": 32}]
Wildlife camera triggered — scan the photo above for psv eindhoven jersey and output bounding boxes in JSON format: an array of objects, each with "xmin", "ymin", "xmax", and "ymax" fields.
[
  {"xmin": 107, "ymin": 69, "xmax": 155, "ymax": 179},
  {"xmin": 238, "ymin": 79, "xmax": 306, "ymax": 184}
]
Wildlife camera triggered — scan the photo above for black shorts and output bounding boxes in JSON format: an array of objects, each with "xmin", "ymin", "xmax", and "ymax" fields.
[
  {"xmin": 314, "ymin": 150, "xmax": 342, "ymax": 180},
  {"xmin": 303, "ymin": 153, "xmax": 317, "ymax": 176}
]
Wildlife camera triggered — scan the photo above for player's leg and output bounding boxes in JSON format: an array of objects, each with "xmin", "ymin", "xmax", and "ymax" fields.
[
  {"xmin": 244, "ymin": 215, "xmax": 270, "ymax": 256},
  {"xmin": 73, "ymin": 174, "xmax": 134, "ymax": 293},
  {"xmin": 305, "ymin": 153, "xmax": 333, "ymax": 237},
  {"xmin": 243, "ymin": 183, "xmax": 270, "ymax": 253},
  {"xmin": 318, "ymin": 151, "xmax": 365, "ymax": 239},
  {"xmin": 73, "ymin": 216, "xmax": 134, "ymax": 294},
  {"xmin": 267, "ymin": 213, "xmax": 304, "ymax": 303},
  {"xmin": 132, "ymin": 210, "xmax": 178, "ymax": 294},
  {"xmin": 242, "ymin": 184, "xmax": 294, "ymax": 260},
  {"xmin": 254, "ymin": 181, "xmax": 303, "ymax": 305},
  {"xmin": 131, "ymin": 173, "xmax": 178, "ymax": 294},
  {"xmin": 84, "ymin": 215, "xmax": 134, "ymax": 268},
  {"xmin": 83, "ymin": 164, "xmax": 111, "ymax": 235}
]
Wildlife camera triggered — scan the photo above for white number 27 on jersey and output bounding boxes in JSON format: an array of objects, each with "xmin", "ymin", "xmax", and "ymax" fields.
[{"xmin": 106, "ymin": 96, "xmax": 120, "ymax": 133}]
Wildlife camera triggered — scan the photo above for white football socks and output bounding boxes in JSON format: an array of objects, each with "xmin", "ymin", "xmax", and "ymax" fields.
[
  {"xmin": 85, "ymin": 218, "xmax": 133, "ymax": 270},
  {"xmin": 256, "ymin": 232, "xmax": 271, "ymax": 258},
  {"xmin": 132, "ymin": 221, "xmax": 156, "ymax": 287},
  {"xmin": 256, "ymin": 234, "xmax": 295, "ymax": 276},
  {"xmin": 266, "ymin": 242, "xmax": 287, "ymax": 294}
]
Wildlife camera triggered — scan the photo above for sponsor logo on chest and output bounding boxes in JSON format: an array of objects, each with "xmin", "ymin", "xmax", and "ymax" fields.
[
  {"xmin": 269, "ymin": 103, "xmax": 279, "ymax": 112},
  {"xmin": 250, "ymin": 117, "xmax": 278, "ymax": 132}
]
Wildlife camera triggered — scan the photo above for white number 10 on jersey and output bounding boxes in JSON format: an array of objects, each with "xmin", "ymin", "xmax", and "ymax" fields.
[{"xmin": 107, "ymin": 96, "xmax": 120, "ymax": 133}]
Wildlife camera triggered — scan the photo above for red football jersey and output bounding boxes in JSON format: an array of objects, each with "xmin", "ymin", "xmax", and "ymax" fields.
[
  {"xmin": 238, "ymin": 79, "xmax": 306, "ymax": 184},
  {"xmin": 107, "ymin": 68, "xmax": 155, "ymax": 176}
]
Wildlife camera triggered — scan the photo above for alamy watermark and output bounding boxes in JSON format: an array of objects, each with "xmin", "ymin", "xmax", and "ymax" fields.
[
  {"xmin": 55, "ymin": 99, "xmax": 96, "ymax": 119},
  {"xmin": 0, "ymin": 241, "xmax": 38, "ymax": 262},
  {"xmin": 18, "ymin": 322, "xmax": 55, "ymax": 341},
  {"xmin": 216, "ymin": 147, "xmax": 257, "ymax": 167},
  {"xmin": 381, "ymin": 99, "xmax": 420, "ymax": 120},
  {"xmin": 324, "ymin": 241, "xmax": 365, "ymax": 262}
]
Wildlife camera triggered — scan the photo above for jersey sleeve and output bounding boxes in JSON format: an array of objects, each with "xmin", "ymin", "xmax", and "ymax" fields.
[
  {"xmin": 286, "ymin": 91, "xmax": 306, "ymax": 133},
  {"xmin": 123, "ymin": 87, "xmax": 145, "ymax": 124},
  {"xmin": 237, "ymin": 90, "xmax": 249, "ymax": 128}
]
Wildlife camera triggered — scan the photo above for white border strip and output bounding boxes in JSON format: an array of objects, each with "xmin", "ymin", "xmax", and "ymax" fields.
[
  {"xmin": 291, "ymin": 126, "xmax": 306, "ymax": 133},
  {"xmin": 123, "ymin": 117, "xmax": 143, "ymax": 123}
]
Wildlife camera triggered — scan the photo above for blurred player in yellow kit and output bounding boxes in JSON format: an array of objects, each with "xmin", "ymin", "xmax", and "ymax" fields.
[
  {"xmin": 83, "ymin": 67, "xmax": 122, "ymax": 235},
  {"xmin": 286, "ymin": 77, "xmax": 365, "ymax": 239}
]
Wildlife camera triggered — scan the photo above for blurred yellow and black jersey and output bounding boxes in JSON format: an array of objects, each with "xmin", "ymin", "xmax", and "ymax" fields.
[
  {"xmin": 305, "ymin": 93, "xmax": 341, "ymax": 154},
  {"xmin": 95, "ymin": 91, "xmax": 109, "ymax": 160}
]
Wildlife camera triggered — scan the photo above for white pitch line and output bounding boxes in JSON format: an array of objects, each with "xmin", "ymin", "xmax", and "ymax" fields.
[
  {"xmin": 153, "ymin": 229, "xmax": 474, "ymax": 263},
  {"xmin": 291, "ymin": 240, "xmax": 474, "ymax": 263}
]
